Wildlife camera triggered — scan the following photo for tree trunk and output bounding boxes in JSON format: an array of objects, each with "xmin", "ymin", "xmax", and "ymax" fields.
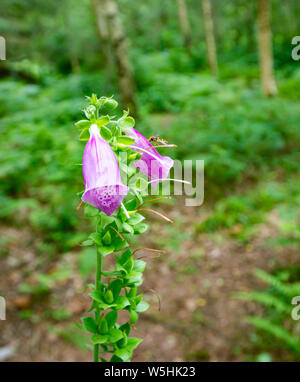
[
  {"xmin": 93, "ymin": 0, "xmax": 137, "ymax": 116},
  {"xmin": 92, "ymin": 0, "xmax": 114, "ymax": 86},
  {"xmin": 177, "ymin": 0, "xmax": 191, "ymax": 51},
  {"xmin": 202, "ymin": 0, "xmax": 218, "ymax": 76},
  {"xmin": 257, "ymin": 0, "xmax": 277, "ymax": 97}
]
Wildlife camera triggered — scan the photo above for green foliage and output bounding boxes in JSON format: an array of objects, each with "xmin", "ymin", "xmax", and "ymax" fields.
[
  {"xmin": 236, "ymin": 267, "xmax": 300, "ymax": 357},
  {"xmin": 195, "ymin": 176, "xmax": 300, "ymax": 244},
  {"xmin": 19, "ymin": 266, "xmax": 71, "ymax": 295},
  {"xmin": 1, "ymin": 0, "xmax": 300, "ymax": 363}
]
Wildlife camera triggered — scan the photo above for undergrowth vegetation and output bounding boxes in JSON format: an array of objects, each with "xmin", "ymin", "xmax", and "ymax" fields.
[{"xmin": 1, "ymin": 23, "xmax": 300, "ymax": 359}]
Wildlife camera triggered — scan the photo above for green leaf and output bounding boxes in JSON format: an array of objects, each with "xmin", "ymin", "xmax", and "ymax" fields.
[
  {"xmin": 134, "ymin": 223, "xmax": 148, "ymax": 235},
  {"xmin": 114, "ymin": 348, "xmax": 131, "ymax": 361},
  {"xmin": 128, "ymin": 152, "xmax": 142, "ymax": 161},
  {"xmin": 115, "ymin": 296, "xmax": 130, "ymax": 310},
  {"xmin": 74, "ymin": 320, "xmax": 84, "ymax": 330},
  {"xmin": 125, "ymin": 271, "xmax": 143, "ymax": 286},
  {"xmin": 109, "ymin": 328, "xmax": 123, "ymax": 343},
  {"xmin": 120, "ymin": 323, "xmax": 131, "ymax": 336},
  {"xmin": 79, "ymin": 128, "xmax": 90, "ymax": 141},
  {"xmin": 136, "ymin": 301, "xmax": 149, "ymax": 313},
  {"xmin": 134, "ymin": 294, "xmax": 143, "ymax": 305},
  {"xmin": 110, "ymin": 355, "xmax": 124, "ymax": 362},
  {"xmin": 101, "ymin": 270, "xmax": 123, "ymax": 277},
  {"xmin": 105, "ymin": 310, "xmax": 118, "ymax": 328},
  {"xmin": 97, "ymin": 245, "xmax": 115, "ymax": 256},
  {"xmin": 88, "ymin": 291, "xmax": 114, "ymax": 309},
  {"xmin": 124, "ymin": 199, "xmax": 138, "ymax": 211},
  {"xmin": 129, "ymin": 310, "xmax": 139, "ymax": 324},
  {"xmin": 119, "ymin": 116, "xmax": 135, "ymax": 129},
  {"xmin": 100, "ymin": 126, "xmax": 112, "ymax": 141},
  {"xmin": 110, "ymin": 279, "xmax": 122, "ymax": 300},
  {"xmin": 123, "ymin": 257, "xmax": 133, "ymax": 273},
  {"xmin": 81, "ymin": 239, "xmax": 93, "ymax": 247},
  {"xmin": 133, "ymin": 259, "xmax": 146, "ymax": 273},
  {"xmin": 126, "ymin": 337, "xmax": 143, "ymax": 351},
  {"xmin": 75, "ymin": 120, "xmax": 91, "ymax": 130},
  {"xmin": 127, "ymin": 287, "xmax": 137, "ymax": 298},
  {"xmin": 91, "ymin": 333, "xmax": 108, "ymax": 344},
  {"xmin": 96, "ymin": 116, "xmax": 110, "ymax": 127},
  {"xmin": 117, "ymin": 136, "xmax": 135, "ymax": 145},
  {"xmin": 98, "ymin": 215, "xmax": 115, "ymax": 230},
  {"xmin": 115, "ymin": 239, "xmax": 128, "ymax": 252},
  {"xmin": 81, "ymin": 317, "xmax": 97, "ymax": 333},
  {"xmin": 119, "ymin": 208, "xmax": 129, "ymax": 223},
  {"xmin": 122, "ymin": 222, "xmax": 134, "ymax": 234},
  {"xmin": 88, "ymin": 291, "xmax": 103, "ymax": 303},
  {"xmin": 110, "ymin": 228, "xmax": 128, "ymax": 251},
  {"xmin": 128, "ymin": 213, "xmax": 145, "ymax": 226},
  {"xmin": 89, "ymin": 232, "xmax": 102, "ymax": 246},
  {"xmin": 119, "ymin": 248, "xmax": 132, "ymax": 265}
]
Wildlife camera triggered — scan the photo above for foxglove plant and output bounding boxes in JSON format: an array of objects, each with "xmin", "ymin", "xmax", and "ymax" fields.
[{"xmin": 75, "ymin": 95, "xmax": 175, "ymax": 362}]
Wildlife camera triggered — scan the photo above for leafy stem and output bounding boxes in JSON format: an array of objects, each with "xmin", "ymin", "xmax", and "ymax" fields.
[{"xmin": 94, "ymin": 247, "xmax": 103, "ymax": 362}]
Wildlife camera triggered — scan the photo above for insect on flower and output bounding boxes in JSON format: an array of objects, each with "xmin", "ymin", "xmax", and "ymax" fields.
[
  {"xmin": 125, "ymin": 128, "xmax": 174, "ymax": 188},
  {"xmin": 148, "ymin": 136, "xmax": 168, "ymax": 145}
]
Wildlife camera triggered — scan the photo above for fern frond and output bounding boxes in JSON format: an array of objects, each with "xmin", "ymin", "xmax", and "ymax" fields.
[
  {"xmin": 234, "ymin": 291, "xmax": 291, "ymax": 314},
  {"xmin": 254, "ymin": 269, "xmax": 300, "ymax": 298},
  {"xmin": 245, "ymin": 316, "xmax": 300, "ymax": 353}
]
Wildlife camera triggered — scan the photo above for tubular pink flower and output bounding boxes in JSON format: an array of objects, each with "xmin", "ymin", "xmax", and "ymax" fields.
[
  {"xmin": 126, "ymin": 128, "xmax": 174, "ymax": 187},
  {"xmin": 82, "ymin": 124, "xmax": 128, "ymax": 216}
]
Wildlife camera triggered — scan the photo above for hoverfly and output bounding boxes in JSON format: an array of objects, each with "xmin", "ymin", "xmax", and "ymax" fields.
[{"xmin": 148, "ymin": 136, "xmax": 169, "ymax": 145}]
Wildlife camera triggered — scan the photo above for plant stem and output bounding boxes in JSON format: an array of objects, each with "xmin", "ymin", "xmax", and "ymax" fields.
[{"xmin": 94, "ymin": 248, "xmax": 103, "ymax": 362}]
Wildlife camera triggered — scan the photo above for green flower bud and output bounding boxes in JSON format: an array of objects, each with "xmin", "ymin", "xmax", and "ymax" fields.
[
  {"xmin": 104, "ymin": 289, "xmax": 114, "ymax": 304},
  {"xmin": 129, "ymin": 310, "xmax": 138, "ymax": 324},
  {"xmin": 84, "ymin": 105, "xmax": 96, "ymax": 119},
  {"xmin": 99, "ymin": 318, "xmax": 108, "ymax": 334},
  {"xmin": 104, "ymin": 99, "xmax": 118, "ymax": 110},
  {"xmin": 102, "ymin": 230, "xmax": 111, "ymax": 245}
]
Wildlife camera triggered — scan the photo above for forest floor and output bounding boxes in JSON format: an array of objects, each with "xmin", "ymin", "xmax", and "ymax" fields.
[{"xmin": 0, "ymin": 192, "xmax": 299, "ymax": 362}]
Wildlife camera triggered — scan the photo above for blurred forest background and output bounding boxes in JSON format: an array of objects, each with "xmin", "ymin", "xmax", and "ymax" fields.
[{"xmin": 0, "ymin": 0, "xmax": 300, "ymax": 362}]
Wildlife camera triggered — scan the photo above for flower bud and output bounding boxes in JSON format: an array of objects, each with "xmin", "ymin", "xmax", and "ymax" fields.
[
  {"xmin": 104, "ymin": 289, "xmax": 114, "ymax": 304},
  {"xmin": 84, "ymin": 105, "xmax": 96, "ymax": 119},
  {"xmin": 99, "ymin": 318, "xmax": 108, "ymax": 334}
]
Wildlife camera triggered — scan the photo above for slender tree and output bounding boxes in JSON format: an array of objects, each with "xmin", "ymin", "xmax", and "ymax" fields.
[
  {"xmin": 177, "ymin": 0, "xmax": 192, "ymax": 51},
  {"xmin": 202, "ymin": 0, "xmax": 218, "ymax": 76},
  {"xmin": 92, "ymin": 0, "xmax": 114, "ymax": 84},
  {"xmin": 257, "ymin": 0, "xmax": 277, "ymax": 96},
  {"xmin": 92, "ymin": 0, "xmax": 137, "ymax": 116}
]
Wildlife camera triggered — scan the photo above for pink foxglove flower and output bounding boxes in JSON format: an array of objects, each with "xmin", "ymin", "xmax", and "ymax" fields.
[
  {"xmin": 126, "ymin": 128, "xmax": 174, "ymax": 187},
  {"xmin": 82, "ymin": 124, "xmax": 128, "ymax": 215}
]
